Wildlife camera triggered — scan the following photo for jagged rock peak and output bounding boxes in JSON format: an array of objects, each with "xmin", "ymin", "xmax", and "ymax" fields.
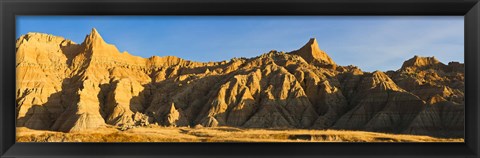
[
  {"xmin": 18, "ymin": 32, "xmax": 67, "ymax": 42},
  {"xmin": 368, "ymin": 70, "xmax": 402, "ymax": 91},
  {"xmin": 83, "ymin": 28, "xmax": 107, "ymax": 47},
  {"xmin": 16, "ymin": 32, "xmax": 75, "ymax": 47},
  {"xmin": 371, "ymin": 70, "xmax": 395, "ymax": 82},
  {"xmin": 289, "ymin": 38, "xmax": 336, "ymax": 67},
  {"xmin": 401, "ymin": 55, "xmax": 442, "ymax": 70},
  {"xmin": 148, "ymin": 55, "xmax": 183, "ymax": 62}
]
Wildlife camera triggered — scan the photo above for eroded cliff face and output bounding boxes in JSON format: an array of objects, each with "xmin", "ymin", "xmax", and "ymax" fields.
[{"xmin": 16, "ymin": 29, "xmax": 464, "ymax": 138}]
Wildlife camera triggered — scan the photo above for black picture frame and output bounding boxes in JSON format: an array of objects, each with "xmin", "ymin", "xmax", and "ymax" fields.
[{"xmin": 1, "ymin": 0, "xmax": 479, "ymax": 157}]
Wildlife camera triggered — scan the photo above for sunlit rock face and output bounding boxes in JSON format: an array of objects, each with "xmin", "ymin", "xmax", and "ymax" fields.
[{"xmin": 16, "ymin": 28, "xmax": 464, "ymax": 138}]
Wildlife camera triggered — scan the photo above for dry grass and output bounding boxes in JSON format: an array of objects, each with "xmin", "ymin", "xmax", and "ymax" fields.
[{"xmin": 16, "ymin": 126, "xmax": 464, "ymax": 143}]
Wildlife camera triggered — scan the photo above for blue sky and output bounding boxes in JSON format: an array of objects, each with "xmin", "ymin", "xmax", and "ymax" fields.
[{"xmin": 16, "ymin": 16, "xmax": 464, "ymax": 72}]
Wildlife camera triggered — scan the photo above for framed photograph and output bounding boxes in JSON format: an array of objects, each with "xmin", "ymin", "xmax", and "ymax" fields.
[{"xmin": 1, "ymin": 0, "xmax": 479, "ymax": 157}]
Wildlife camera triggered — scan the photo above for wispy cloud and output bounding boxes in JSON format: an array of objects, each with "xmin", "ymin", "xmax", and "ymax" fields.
[{"xmin": 322, "ymin": 17, "xmax": 464, "ymax": 71}]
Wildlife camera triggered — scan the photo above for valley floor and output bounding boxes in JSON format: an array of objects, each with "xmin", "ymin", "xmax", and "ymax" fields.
[{"xmin": 16, "ymin": 126, "xmax": 463, "ymax": 143}]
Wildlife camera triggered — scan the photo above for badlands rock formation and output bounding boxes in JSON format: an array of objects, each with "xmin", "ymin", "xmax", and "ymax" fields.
[{"xmin": 16, "ymin": 28, "xmax": 464, "ymax": 138}]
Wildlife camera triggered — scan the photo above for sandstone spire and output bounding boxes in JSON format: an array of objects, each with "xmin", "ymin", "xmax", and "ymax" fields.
[
  {"xmin": 83, "ymin": 28, "xmax": 106, "ymax": 47},
  {"xmin": 290, "ymin": 38, "xmax": 336, "ymax": 68},
  {"xmin": 165, "ymin": 103, "xmax": 188, "ymax": 126},
  {"xmin": 76, "ymin": 28, "xmax": 126, "ymax": 62}
]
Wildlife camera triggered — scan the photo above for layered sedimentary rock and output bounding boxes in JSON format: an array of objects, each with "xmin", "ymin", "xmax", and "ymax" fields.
[
  {"xmin": 388, "ymin": 56, "xmax": 464, "ymax": 138},
  {"xmin": 16, "ymin": 28, "xmax": 464, "ymax": 138}
]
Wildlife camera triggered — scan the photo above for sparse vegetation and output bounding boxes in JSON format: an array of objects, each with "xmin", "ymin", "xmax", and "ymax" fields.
[{"xmin": 16, "ymin": 127, "xmax": 463, "ymax": 143}]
